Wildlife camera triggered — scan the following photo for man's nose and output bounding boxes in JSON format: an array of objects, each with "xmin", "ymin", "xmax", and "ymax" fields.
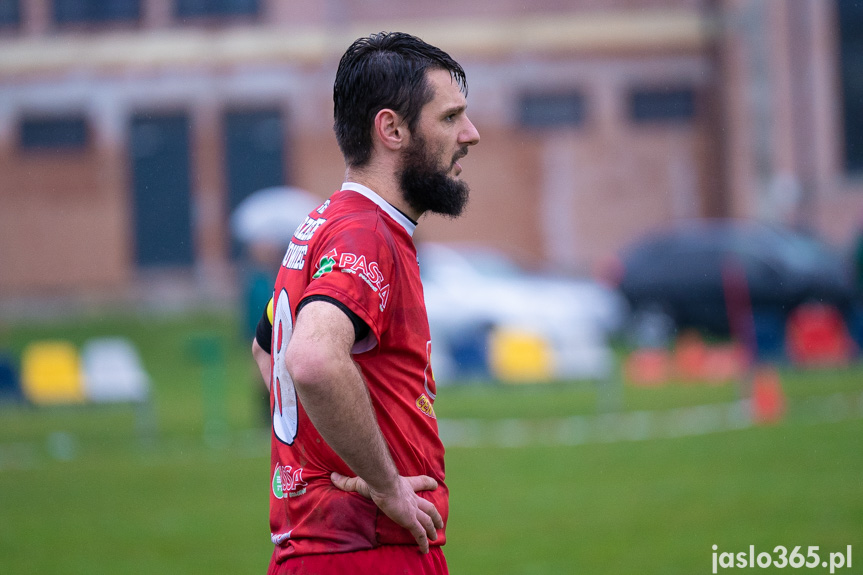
[{"xmin": 460, "ymin": 116, "xmax": 480, "ymax": 147}]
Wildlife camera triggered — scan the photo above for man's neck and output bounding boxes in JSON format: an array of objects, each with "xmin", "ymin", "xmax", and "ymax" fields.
[{"xmin": 343, "ymin": 165, "xmax": 421, "ymax": 222}]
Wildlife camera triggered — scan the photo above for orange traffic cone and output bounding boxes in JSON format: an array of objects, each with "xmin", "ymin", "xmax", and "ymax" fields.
[
  {"xmin": 673, "ymin": 331, "xmax": 708, "ymax": 382},
  {"xmin": 624, "ymin": 348, "xmax": 671, "ymax": 387},
  {"xmin": 751, "ymin": 366, "xmax": 786, "ymax": 424}
]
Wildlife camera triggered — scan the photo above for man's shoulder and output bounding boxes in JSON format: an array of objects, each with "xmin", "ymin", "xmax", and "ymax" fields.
[
  {"xmin": 319, "ymin": 191, "xmax": 395, "ymax": 238},
  {"xmin": 320, "ymin": 189, "xmax": 375, "ymax": 217}
]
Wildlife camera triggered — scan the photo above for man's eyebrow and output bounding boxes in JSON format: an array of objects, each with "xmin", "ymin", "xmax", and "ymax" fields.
[{"xmin": 441, "ymin": 104, "xmax": 467, "ymax": 117}]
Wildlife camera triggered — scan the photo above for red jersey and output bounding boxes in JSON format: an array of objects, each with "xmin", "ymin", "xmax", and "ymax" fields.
[{"xmin": 268, "ymin": 182, "xmax": 446, "ymax": 561}]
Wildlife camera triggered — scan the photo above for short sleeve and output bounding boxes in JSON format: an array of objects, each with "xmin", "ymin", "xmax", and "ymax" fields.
[
  {"xmin": 254, "ymin": 298, "xmax": 273, "ymax": 352},
  {"xmin": 301, "ymin": 218, "xmax": 394, "ymax": 348}
]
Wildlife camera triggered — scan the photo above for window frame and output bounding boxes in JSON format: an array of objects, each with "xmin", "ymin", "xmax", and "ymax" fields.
[
  {"xmin": 628, "ymin": 86, "xmax": 697, "ymax": 125},
  {"xmin": 19, "ymin": 114, "xmax": 91, "ymax": 152},
  {"xmin": 837, "ymin": 0, "xmax": 863, "ymax": 174},
  {"xmin": 52, "ymin": 0, "xmax": 141, "ymax": 25},
  {"xmin": 518, "ymin": 90, "xmax": 588, "ymax": 129},
  {"xmin": 174, "ymin": 0, "xmax": 260, "ymax": 20},
  {"xmin": 0, "ymin": 0, "xmax": 20, "ymax": 29}
]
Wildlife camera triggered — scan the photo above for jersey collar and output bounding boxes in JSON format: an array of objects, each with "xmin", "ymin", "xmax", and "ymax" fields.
[{"xmin": 341, "ymin": 182, "xmax": 417, "ymax": 237}]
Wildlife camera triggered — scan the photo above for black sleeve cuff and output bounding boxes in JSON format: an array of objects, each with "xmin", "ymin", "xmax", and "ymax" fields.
[
  {"xmin": 254, "ymin": 303, "xmax": 272, "ymax": 352},
  {"xmin": 297, "ymin": 295, "xmax": 371, "ymax": 344}
]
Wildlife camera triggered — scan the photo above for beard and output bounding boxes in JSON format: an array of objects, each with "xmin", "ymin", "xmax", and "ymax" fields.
[{"xmin": 398, "ymin": 133, "xmax": 470, "ymax": 218}]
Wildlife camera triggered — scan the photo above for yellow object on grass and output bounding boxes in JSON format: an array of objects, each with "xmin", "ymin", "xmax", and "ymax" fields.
[
  {"xmin": 489, "ymin": 328, "xmax": 553, "ymax": 383},
  {"xmin": 21, "ymin": 340, "xmax": 85, "ymax": 404}
]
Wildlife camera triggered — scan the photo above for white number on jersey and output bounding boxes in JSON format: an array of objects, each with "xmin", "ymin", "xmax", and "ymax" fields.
[{"xmin": 272, "ymin": 289, "xmax": 299, "ymax": 445}]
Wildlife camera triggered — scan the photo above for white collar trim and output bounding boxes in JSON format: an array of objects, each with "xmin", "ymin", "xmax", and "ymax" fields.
[{"xmin": 341, "ymin": 182, "xmax": 416, "ymax": 237}]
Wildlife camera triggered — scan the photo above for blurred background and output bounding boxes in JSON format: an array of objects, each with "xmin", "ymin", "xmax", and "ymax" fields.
[{"xmin": 0, "ymin": 1, "xmax": 862, "ymax": 574}]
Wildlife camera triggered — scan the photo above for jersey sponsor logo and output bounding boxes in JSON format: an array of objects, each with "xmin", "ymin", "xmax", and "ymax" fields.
[
  {"xmin": 312, "ymin": 254, "xmax": 336, "ymax": 279},
  {"xmin": 282, "ymin": 241, "xmax": 308, "ymax": 270},
  {"xmin": 337, "ymin": 252, "xmax": 391, "ymax": 311},
  {"xmin": 415, "ymin": 393, "xmax": 436, "ymax": 419},
  {"xmin": 417, "ymin": 341, "xmax": 437, "ymax": 418},
  {"xmin": 293, "ymin": 215, "xmax": 327, "ymax": 242},
  {"xmin": 272, "ymin": 464, "xmax": 308, "ymax": 499}
]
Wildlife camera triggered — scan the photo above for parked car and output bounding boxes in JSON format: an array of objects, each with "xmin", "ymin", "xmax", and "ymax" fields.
[
  {"xmin": 617, "ymin": 219, "xmax": 857, "ymax": 341},
  {"xmin": 418, "ymin": 242, "xmax": 627, "ymax": 382}
]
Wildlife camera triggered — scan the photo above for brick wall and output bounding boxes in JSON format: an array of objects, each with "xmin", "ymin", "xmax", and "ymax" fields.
[{"xmin": 1, "ymin": 0, "xmax": 861, "ymax": 297}]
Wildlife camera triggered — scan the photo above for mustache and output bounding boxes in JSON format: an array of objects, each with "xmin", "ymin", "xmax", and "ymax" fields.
[{"xmin": 452, "ymin": 147, "xmax": 468, "ymax": 165}]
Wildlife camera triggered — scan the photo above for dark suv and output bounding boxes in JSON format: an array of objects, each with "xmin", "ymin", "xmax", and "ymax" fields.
[{"xmin": 618, "ymin": 219, "xmax": 856, "ymax": 337}]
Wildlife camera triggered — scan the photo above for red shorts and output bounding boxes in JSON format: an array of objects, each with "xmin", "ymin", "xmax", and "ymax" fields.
[{"xmin": 268, "ymin": 545, "xmax": 448, "ymax": 575}]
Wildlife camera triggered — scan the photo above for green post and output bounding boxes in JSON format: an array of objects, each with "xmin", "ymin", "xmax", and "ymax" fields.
[{"xmin": 189, "ymin": 334, "xmax": 227, "ymax": 447}]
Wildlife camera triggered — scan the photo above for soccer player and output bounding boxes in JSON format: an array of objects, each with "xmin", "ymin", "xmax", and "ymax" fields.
[{"xmin": 251, "ymin": 32, "xmax": 481, "ymax": 574}]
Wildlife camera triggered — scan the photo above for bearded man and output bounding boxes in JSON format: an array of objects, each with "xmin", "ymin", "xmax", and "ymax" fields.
[{"xmin": 251, "ymin": 31, "xmax": 481, "ymax": 575}]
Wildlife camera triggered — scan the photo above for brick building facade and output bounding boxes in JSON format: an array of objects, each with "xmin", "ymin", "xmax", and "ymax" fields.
[{"xmin": 0, "ymin": 0, "xmax": 860, "ymax": 302}]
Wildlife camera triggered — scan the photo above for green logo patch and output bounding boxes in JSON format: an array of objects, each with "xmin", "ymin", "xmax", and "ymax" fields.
[
  {"xmin": 312, "ymin": 256, "xmax": 336, "ymax": 279},
  {"xmin": 272, "ymin": 467, "xmax": 285, "ymax": 499}
]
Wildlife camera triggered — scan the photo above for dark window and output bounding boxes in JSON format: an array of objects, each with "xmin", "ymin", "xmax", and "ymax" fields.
[
  {"xmin": 630, "ymin": 88, "xmax": 696, "ymax": 123},
  {"xmin": 519, "ymin": 92, "xmax": 586, "ymax": 128},
  {"xmin": 53, "ymin": 0, "xmax": 140, "ymax": 23},
  {"xmin": 130, "ymin": 113, "xmax": 194, "ymax": 267},
  {"xmin": 176, "ymin": 0, "xmax": 259, "ymax": 18},
  {"xmin": 0, "ymin": 0, "xmax": 20, "ymax": 27},
  {"xmin": 224, "ymin": 108, "xmax": 286, "ymax": 259},
  {"xmin": 838, "ymin": 0, "xmax": 863, "ymax": 174},
  {"xmin": 20, "ymin": 116, "xmax": 89, "ymax": 150}
]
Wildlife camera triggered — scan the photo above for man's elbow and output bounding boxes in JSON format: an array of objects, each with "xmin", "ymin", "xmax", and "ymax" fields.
[
  {"xmin": 285, "ymin": 343, "xmax": 335, "ymax": 392},
  {"xmin": 251, "ymin": 338, "xmax": 266, "ymax": 362}
]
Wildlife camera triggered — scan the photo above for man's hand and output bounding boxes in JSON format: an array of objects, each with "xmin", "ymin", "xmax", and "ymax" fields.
[{"xmin": 331, "ymin": 472, "xmax": 443, "ymax": 554}]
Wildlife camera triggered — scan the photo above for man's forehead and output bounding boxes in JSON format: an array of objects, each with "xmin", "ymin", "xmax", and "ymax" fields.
[{"xmin": 426, "ymin": 68, "xmax": 467, "ymax": 107}]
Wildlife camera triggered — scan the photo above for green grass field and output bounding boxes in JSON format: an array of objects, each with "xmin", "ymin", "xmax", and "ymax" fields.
[{"xmin": 0, "ymin": 312, "xmax": 861, "ymax": 574}]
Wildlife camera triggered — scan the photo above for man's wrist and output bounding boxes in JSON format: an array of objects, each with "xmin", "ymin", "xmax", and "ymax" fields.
[{"xmin": 366, "ymin": 469, "xmax": 401, "ymax": 496}]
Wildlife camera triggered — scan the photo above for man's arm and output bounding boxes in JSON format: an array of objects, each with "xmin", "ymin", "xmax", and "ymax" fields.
[
  {"xmin": 251, "ymin": 298, "xmax": 274, "ymax": 391},
  {"xmin": 285, "ymin": 300, "xmax": 443, "ymax": 554},
  {"xmin": 251, "ymin": 338, "xmax": 271, "ymax": 392}
]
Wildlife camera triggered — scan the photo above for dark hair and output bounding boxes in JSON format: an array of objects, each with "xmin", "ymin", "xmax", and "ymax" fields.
[{"xmin": 333, "ymin": 31, "xmax": 468, "ymax": 167}]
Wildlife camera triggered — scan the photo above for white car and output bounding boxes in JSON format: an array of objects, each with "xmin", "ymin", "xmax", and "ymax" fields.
[{"xmin": 418, "ymin": 242, "xmax": 627, "ymax": 383}]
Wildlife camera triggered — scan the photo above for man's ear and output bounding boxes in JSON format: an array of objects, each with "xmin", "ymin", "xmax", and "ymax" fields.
[{"xmin": 373, "ymin": 109, "xmax": 407, "ymax": 152}]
